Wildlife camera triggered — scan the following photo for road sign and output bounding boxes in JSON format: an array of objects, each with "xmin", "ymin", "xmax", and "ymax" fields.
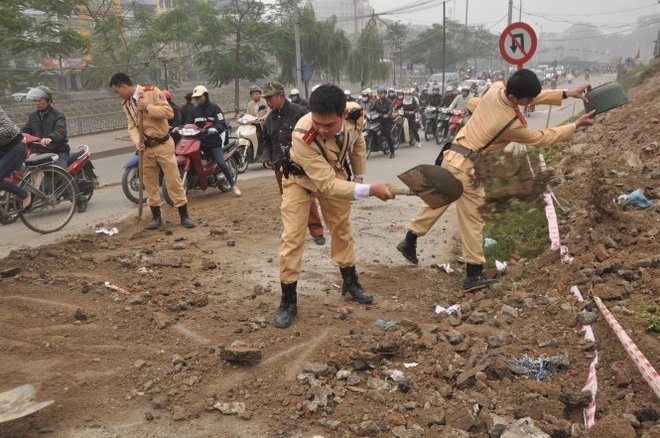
[
  {"xmin": 624, "ymin": 57, "xmax": 634, "ymax": 66},
  {"xmin": 499, "ymin": 22, "xmax": 537, "ymax": 69},
  {"xmin": 291, "ymin": 61, "xmax": 311, "ymax": 82}
]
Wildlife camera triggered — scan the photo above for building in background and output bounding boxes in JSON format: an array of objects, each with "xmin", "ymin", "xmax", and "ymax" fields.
[{"xmin": 306, "ymin": 0, "xmax": 373, "ymax": 37}]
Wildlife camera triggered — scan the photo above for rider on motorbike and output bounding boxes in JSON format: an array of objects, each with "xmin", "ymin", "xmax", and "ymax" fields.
[
  {"xmin": 440, "ymin": 85, "xmax": 457, "ymax": 107},
  {"xmin": 401, "ymin": 88, "xmax": 420, "ymax": 147},
  {"xmin": 358, "ymin": 89, "xmax": 372, "ymax": 110},
  {"xmin": 427, "ymin": 84, "xmax": 443, "ymax": 107},
  {"xmin": 247, "ymin": 85, "xmax": 269, "ymax": 119},
  {"xmin": 392, "ymin": 89, "xmax": 404, "ymax": 108},
  {"xmin": 372, "ymin": 86, "xmax": 396, "ymax": 159},
  {"xmin": 185, "ymin": 85, "xmax": 241, "ymax": 196},
  {"xmin": 387, "ymin": 87, "xmax": 397, "ymax": 102},
  {"xmin": 449, "ymin": 87, "xmax": 471, "ymax": 109},
  {"xmin": 289, "ymin": 89, "xmax": 307, "ymax": 108}
]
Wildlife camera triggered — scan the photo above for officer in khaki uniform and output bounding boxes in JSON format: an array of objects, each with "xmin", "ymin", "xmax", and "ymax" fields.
[
  {"xmin": 109, "ymin": 72, "xmax": 194, "ymax": 229},
  {"xmin": 396, "ymin": 69, "xmax": 596, "ymax": 291},
  {"xmin": 274, "ymin": 84, "xmax": 395, "ymax": 328}
]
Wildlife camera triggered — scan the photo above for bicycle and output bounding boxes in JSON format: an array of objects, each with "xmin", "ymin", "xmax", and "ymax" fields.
[{"xmin": 0, "ymin": 153, "xmax": 77, "ymax": 234}]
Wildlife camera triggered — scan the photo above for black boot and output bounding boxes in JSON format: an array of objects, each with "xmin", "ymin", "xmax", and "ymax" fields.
[
  {"xmin": 463, "ymin": 263, "xmax": 498, "ymax": 291},
  {"xmin": 146, "ymin": 206, "xmax": 163, "ymax": 230},
  {"xmin": 396, "ymin": 231, "xmax": 419, "ymax": 264},
  {"xmin": 178, "ymin": 204, "xmax": 196, "ymax": 228},
  {"xmin": 340, "ymin": 266, "xmax": 374, "ymax": 304},
  {"xmin": 274, "ymin": 282, "xmax": 297, "ymax": 328}
]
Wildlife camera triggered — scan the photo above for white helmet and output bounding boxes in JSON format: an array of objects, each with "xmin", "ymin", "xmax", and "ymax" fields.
[
  {"xmin": 344, "ymin": 89, "xmax": 351, "ymax": 96},
  {"xmin": 289, "ymin": 88, "xmax": 300, "ymax": 96},
  {"xmin": 191, "ymin": 85, "xmax": 208, "ymax": 98},
  {"xmin": 27, "ymin": 85, "xmax": 54, "ymax": 101}
]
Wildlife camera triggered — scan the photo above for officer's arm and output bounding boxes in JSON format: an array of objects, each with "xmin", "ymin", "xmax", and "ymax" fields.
[
  {"xmin": 48, "ymin": 113, "xmax": 68, "ymax": 143},
  {"xmin": 144, "ymin": 89, "xmax": 174, "ymax": 120},
  {"xmin": 124, "ymin": 106, "xmax": 141, "ymax": 146},
  {"xmin": 292, "ymin": 133, "xmax": 356, "ymax": 200},
  {"xmin": 532, "ymin": 89, "xmax": 564, "ymax": 106},
  {"xmin": 504, "ymin": 122, "xmax": 574, "ymax": 147}
]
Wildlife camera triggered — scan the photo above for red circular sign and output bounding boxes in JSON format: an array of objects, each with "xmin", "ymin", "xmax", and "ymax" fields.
[{"xmin": 499, "ymin": 22, "xmax": 537, "ymax": 67}]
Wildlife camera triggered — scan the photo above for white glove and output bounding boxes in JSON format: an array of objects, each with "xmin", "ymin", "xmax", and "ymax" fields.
[{"xmin": 207, "ymin": 127, "xmax": 218, "ymax": 135}]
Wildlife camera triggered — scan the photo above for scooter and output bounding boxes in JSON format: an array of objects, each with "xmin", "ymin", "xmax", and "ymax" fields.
[
  {"xmin": 446, "ymin": 109, "xmax": 468, "ymax": 142},
  {"xmin": 423, "ymin": 105, "xmax": 440, "ymax": 142},
  {"xmin": 23, "ymin": 133, "xmax": 96, "ymax": 212},
  {"xmin": 235, "ymin": 111, "xmax": 265, "ymax": 174},
  {"xmin": 435, "ymin": 108, "xmax": 452, "ymax": 145},
  {"xmin": 363, "ymin": 112, "xmax": 392, "ymax": 158},
  {"xmin": 162, "ymin": 124, "xmax": 240, "ymax": 206},
  {"xmin": 121, "ymin": 155, "xmax": 146, "ymax": 204}
]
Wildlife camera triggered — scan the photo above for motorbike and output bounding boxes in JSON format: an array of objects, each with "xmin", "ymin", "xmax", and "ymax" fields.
[
  {"xmin": 162, "ymin": 124, "xmax": 240, "ymax": 206},
  {"xmin": 121, "ymin": 155, "xmax": 147, "ymax": 204},
  {"xmin": 390, "ymin": 110, "xmax": 403, "ymax": 149},
  {"xmin": 445, "ymin": 109, "xmax": 468, "ymax": 143},
  {"xmin": 363, "ymin": 112, "xmax": 393, "ymax": 158},
  {"xmin": 435, "ymin": 108, "xmax": 453, "ymax": 144},
  {"xmin": 422, "ymin": 105, "xmax": 440, "ymax": 142},
  {"xmin": 396, "ymin": 108, "xmax": 422, "ymax": 146},
  {"xmin": 523, "ymin": 104, "xmax": 536, "ymax": 118},
  {"xmin": 23, "ymin": 133, "xmax": 96, "ymax": 209},
  {"xmin": 235, "ymin": 111, "xmax": 265, "ymax": 174}
]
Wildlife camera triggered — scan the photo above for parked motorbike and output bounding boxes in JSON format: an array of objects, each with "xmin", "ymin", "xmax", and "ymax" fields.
[
  {"xmin": 122, "ymin": 155, "xmax": 146, "ymax": 204},
  {"xmin": 162, "ymin": 124, "xmax": 239, "ymax": 206},
  {"xmin": 235, "ymin": 111, "xmax": 264, "ymax": 174},
  {"xmin": 423, "ymin": 105, "xmax": 440, "ymax": 142},
  {"xmin": 435, "ymin": 108, "xmax": 452, "ymax": 144},
  {"xmin": 23, "ymin": 133, "xmax": 96, "ymax": 211}
]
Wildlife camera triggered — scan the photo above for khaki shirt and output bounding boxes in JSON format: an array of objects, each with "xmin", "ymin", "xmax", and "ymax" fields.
[
  {"xmin": 289, "ymin": 102, "xmax": 366, "ymax": 200},
  {"xmin": 122, "ymin": 85, "xmax": 173, "ymax": 146},
  {"xmin": 446, "ymin": 81, "xmax": 573, "ymax": 172}
]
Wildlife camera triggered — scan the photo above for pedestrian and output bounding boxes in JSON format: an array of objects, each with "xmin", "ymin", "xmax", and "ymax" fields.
[
  {"xmin": 261, "ymin": 81, "xmax": 326, "ymax": 246},
  {"xmin": 0, "ymin": 105, "xmax": 31, "ymax": 209},
  {"xmin": 396, "ymin": 69, "xmax": 596, "ymax": 291},
  {"xmin": 109, "ymin": 72, "xmax": 195, "ymax": 229},
  {"xmin": 185, "ymin": 85, "xmax": 241, "ymax": 196},
  {"xmin": 273, "ymin": 84, "xmax": 396, "ymax": 328}
]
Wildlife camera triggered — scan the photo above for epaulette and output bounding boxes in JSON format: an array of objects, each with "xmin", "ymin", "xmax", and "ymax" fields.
[
  {"xmin": 513, "ymin": 107, "xmax": 527, "ymax": 125},
  {"xmin": 298, "ymin": 127, "xmax": 318, "ymax": 145},
  {"xmin": 144, "ymin": 86, "xmax": 155, "ymax": 91}
]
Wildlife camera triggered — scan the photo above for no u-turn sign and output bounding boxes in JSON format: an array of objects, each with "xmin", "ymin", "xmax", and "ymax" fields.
[{"xmin": 499, "ymin": 22, "xmax": 537, "ymax": 69}]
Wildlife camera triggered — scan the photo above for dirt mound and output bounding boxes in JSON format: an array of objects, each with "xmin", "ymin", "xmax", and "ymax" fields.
[{"xmin": 1, "ymin": 73, "xmax": 659, "ymax": 437}]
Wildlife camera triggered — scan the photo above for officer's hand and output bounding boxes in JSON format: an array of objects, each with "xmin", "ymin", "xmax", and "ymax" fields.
[
  {"xmin": 369, "ymin": 183, "xmax": 396, "ymax": 201},
  {"xmin": 567, "ymin": 84, "xmax": 591, "ymax": 103},
  {"xmin": 40, "ymin": 138, "xmax": 52, "ymax": 146},
  {"xmin": 136, "ymin": 99, "xmax": 148, "ymax": 111},
  {"xmin": 136, "ymin": 143, "xmax": 145, "ymax": 152},
  {"xmin": 575, "ymin": 110, "xmax": 596, "ymax": 128},
  {"xmin": 263, "ymin": 160, "xmax": 273, "ymax": 169},
  {"xmin": 207, "ymin": 127, "xmax": 218, "ymax": 135}
]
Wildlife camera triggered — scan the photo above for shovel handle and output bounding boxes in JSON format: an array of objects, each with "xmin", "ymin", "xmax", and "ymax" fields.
[{"xmin": 390, "ymin": 187, "xmax": 412, "ymax": 196}]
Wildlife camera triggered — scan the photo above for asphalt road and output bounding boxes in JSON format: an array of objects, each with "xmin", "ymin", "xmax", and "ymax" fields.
[{"xmin": 0, "ymin": 74, "xmax": 614, "ymax": 257}]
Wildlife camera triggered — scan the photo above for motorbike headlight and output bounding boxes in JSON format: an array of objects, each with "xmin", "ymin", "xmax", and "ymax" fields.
[
  {"xmin": 181, "ymin": 128, "xmax": 196, "ymax": 136},
  {"xmin": 240, "ymin": 116, "xmax": 248, "ymax": 124}
]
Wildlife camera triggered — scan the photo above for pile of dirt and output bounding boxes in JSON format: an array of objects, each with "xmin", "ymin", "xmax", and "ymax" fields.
[{"xmin": 0, "ymin": 73, "xmax": 658, "ymax": 438}]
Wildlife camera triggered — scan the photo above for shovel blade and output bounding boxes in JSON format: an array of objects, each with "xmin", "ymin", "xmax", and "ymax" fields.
[{"xmin": 397, "ymin": 164, "xmax": 463, "ymax": 209}]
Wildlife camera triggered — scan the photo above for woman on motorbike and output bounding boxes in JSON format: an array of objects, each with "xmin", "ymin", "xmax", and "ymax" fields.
[{"xmin": 0, "ymin": 106, "xmax": 30, "ymax": 208}]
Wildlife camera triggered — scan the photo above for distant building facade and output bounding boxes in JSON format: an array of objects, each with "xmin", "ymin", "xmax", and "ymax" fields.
[{"xmin": 307, "ymin": 0, "xmax": 373, "ymax": 37}]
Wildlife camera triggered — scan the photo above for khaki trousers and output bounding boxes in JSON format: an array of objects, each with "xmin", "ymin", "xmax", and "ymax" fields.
[
  {"xmin": 275, "ymin": 170, "xmax": 324, "ymax": 238},
  {"xmin": 280, "ymin": 178, "xmax": 354, "ymax": 283},
  {"xmin": 142, "ymin": 139, "xmax": 188, "ymax": 208},
  {"xmin": 408, "ymin": 161, "xmax": 486, "ymax": 265}
]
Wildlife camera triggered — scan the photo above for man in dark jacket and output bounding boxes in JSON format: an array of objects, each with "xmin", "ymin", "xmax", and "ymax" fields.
[
  {"xmin": 372, "ymin": 86, "xmax": 396, "ymax": 158},
  {"xmin": 22, "ymin": 86, "xmax": 69, "ymax": 169},
  {"xmin": 262, "ymin": 81, "xmax": 325, "ymax": 245},
  {"xmin": 185, "ymin": 85, "xmax": 241, "ymax": 196}
]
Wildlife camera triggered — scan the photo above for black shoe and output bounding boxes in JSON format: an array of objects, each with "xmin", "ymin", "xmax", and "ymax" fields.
[
  {"xmin": 178, "ymin": 204, "xmax": 196, "ymax": 228},
  {"xmin": 340, "ymin": 266, "xmax": 374, "ymax": 304},
  {"xmin": 314, "ymin": 235, "xmax": 326, "ymax": 246},
  {"xmin": 146, "ymin": 206, "xmax": 162, "ymax": 230},
  {"xmin": 463, "ymin": 263, "xmax": 498, "ymax": 291},
  {"xmin": 274, "ymin": 282, "xmax": 298, "ymax": 328},
  {"xmin": 396, "ymin": 231, "xmax": 418, "ymax": 265},
  {"xmin": 389, "ymin": 152, "xmax": 395, "ymax": 159},
  {"xmin": 77, "ymin": 198, "xmax": 88, "ymax": 213}
]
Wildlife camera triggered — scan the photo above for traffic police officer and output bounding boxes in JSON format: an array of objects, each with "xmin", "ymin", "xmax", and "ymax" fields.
[
  {"xmin": 261, "ymin": 81, "xmax": 326, "ymax": 246},
  {"xmin": 109, "ymin": 72, "xmax": 195, "ymax": 229},
  {"xmin": 396, "ymin": 69, "xmax": 595, "ymax": 291},
  {"xmin": 274, "ymin": 84, "xmax": 395, "ymax": 328}
]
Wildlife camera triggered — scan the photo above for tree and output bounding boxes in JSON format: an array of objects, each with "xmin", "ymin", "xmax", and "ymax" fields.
[
  {"xmin": 384, "ymin": 21, "xmax": 407, "ymax": 86},
  {"xmin": 347, "ymin": 21, "xmax": 390, "ymax": 89},
  {"xmin": 405, "ymin": 23, "xmax": 459, "ymax": 74},
  {"xmin": 192, "ymin": 0, "xmax": 273, "ymax": 113},
  {"xmin": 0, "ymin": 0, "xmax": 87, "ymax": 89}
]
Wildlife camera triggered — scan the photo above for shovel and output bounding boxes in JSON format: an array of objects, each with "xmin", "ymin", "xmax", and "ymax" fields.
[
  {"xmin": 391, "ymin": 164, "xmax": 463, "ymax": 209},
  {"xmin": 0, "ymin": 384, "xmax": 53, "ymax": 423}
]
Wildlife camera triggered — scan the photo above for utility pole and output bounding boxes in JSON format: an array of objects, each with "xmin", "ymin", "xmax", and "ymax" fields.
[
  {"xmin": 442, "ymin": 1, "xmax": 446, "ymax": 94},
  {"xmin": 505, "ymin": 0, "xmax": 513, "ymax": 79},
  {"xmin": 353, "ymin": 0, "xmax": 358, "ymax": 37},
  {"xmin": 293, "ymin": 1, "xmax": 304, "ymax": 97},
  {"xmin": 519, "ymin": 0, "xmax": 522, "ymax": 21}
]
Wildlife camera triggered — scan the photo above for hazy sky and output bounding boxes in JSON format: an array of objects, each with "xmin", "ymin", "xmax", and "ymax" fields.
[{"xmin": 368, "ymin": 0, "xmax": 660, "ymax": 34}]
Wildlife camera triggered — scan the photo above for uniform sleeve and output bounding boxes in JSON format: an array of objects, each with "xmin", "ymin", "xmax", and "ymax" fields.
[
  {"xmin": 349, "ymin": 119, "xmax": 366, "ymax": 177},
  {"xmin": 292, "ymin": 132, "xmax": 356, "ymax": 200},
  {"xmin": 502, "ymin": 121, "xmax": 574, "ymax": 147},
  {"xmin": 145, "ymin": 88, "xmax": 174, "ymax": 121},
  {"xmin": 124, "ymin": 105, "xmax": 141, "ymax": 146},
  {"xmin": 533, "ymin": 89, "xmax": 563, "ymax": 106},
  {"xmin": 48, "ymin": 113, "xmax": 68, "ymax": 143}
]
